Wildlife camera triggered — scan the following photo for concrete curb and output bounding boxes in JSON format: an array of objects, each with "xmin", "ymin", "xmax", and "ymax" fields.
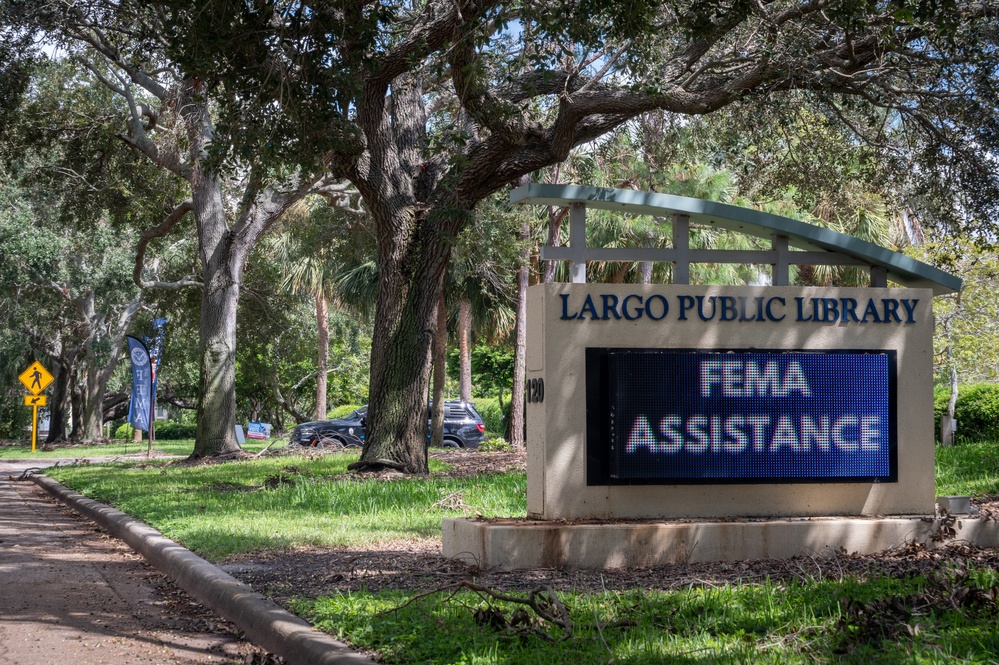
[{"xmin": 31, "ymin": 474, "xmax": 373, "ymax": 665}]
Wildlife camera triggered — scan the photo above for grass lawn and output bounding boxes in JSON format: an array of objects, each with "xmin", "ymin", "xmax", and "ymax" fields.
[
  {"xmin": 936, "ymin": 440, "xmax": 999, "ymax": 497},
  {"xmin": 0, "ymin": 437, "xmax": 276, "ymax": 459},
  {"xmin": 41, "ymin": 439, "xmax": 999, "ymax": 664},
  {"xmin": 46, "ymin": 451, "xmax": 525, "ymax": 559},
  {"xmin": 294, "ymin": 573, "xmax": 999, "ymax": 664}
]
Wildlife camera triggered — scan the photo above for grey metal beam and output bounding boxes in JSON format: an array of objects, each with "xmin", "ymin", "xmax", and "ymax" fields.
[
  {"xmin": 672, "ymin": 214, "xmax": 690, "ymax": 285},
  {"xmin": 540, "ymin": 246, "xmax": 874, "ymax": 266},
  {"xmin": 871, "ymin": 266, "xmax": 888, "ymax": 288},
  {"xmin": 772, "ymin": 235, "xmax": 790, "ymax": 287}
]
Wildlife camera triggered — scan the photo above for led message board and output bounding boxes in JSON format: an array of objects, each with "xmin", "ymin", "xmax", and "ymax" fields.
[{"xmin": 586, "ymin": 348, "xmax": 897, "ymax": 484}]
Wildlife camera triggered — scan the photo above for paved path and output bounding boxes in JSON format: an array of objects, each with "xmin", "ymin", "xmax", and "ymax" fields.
[{"xmin": 0, "ymin": 461, "xmax": 257, "ymax": 664}]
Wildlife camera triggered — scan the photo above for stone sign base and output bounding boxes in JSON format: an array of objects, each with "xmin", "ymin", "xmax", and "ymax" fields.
[{"xmin": 443, "ymin": 516, "xmax": 999, "ymax": 571}]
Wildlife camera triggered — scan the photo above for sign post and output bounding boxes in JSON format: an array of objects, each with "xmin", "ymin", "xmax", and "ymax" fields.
[{"xmin": 19, "ymin": 361, "xmax": 54, "ymax": 452}]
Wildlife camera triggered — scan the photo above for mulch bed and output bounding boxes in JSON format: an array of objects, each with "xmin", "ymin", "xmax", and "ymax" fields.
[
  {"xmin": 221, "ymin": 447, "xmax": 999, "ymax": 604},
  {"xmin": 223, "ymin": 538, "xmax": 999, "ymax": 605}
]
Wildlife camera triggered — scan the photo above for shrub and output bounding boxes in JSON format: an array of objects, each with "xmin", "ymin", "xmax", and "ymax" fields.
[
  {"xmin": 933, "ymin": 383, "xmax": 999, "ymax": 442},
  {"xmin": 114, "ymin": 420, "xmax": 196, "ymax": 440},
  {"xmin": 327, "ymin": 404, "xmax": 363, "ymax": 419},
  {"xmin": 473, "ymin": 397, "xmax": 511, "ymax": 438},
  {"xmin": 477, "ymin": 436, "xmax": 512, "ymax": 452},
  {"xmin": 155, "ymin": 421, "xmax": 198, "ymax": 440}
]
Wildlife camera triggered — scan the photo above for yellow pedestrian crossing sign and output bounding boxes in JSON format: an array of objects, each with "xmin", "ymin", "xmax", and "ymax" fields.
[{"xmin": 19, "ymin": 361, "xmax": 53, "ymax": 395}]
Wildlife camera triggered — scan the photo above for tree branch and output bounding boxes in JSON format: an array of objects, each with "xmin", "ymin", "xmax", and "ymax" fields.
[
  {"xmin": 133, "ymin": 201, "xmax": 202, "ymax": 289},
  {"xmin": 272, "ymin": 379, "xmax": 309, "ymax": 424},
  {"xmin": 313, "ymin": 178, "xmax": 366, "ymax": 214}
]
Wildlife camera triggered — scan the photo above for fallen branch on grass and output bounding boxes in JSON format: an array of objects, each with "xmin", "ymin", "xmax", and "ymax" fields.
[
  {"xmin": 381, "ymin": 580, "xmax": 574, "ymax": 641},
  {"xmin": 253, "ymin": 437, "xmax": 285, "ymax": 458}
]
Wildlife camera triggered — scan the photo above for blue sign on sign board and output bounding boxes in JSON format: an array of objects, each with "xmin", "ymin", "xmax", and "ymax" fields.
[{"xmin": 586, "ymin": 348, "xmax": 897, "ymax": 484}]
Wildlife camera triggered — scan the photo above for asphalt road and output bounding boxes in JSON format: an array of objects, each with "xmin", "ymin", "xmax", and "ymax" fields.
[{"xmin": 0, "ymin": 460, "xmax": 265, "ymax": 664}]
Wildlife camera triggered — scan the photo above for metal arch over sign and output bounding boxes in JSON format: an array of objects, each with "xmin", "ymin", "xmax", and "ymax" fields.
[
  {"xmin": 19, "ymin": 361, "xmax": 53, "ymax": 396},
  {"xmin": 511, "ymin": 183, "xmax": 962, "ymax": 295}
]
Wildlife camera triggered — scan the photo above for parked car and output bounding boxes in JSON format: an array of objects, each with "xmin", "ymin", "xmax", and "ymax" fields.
[{"xmin": 291, "ymin": 400, "xmax": 486, "ymax": 449}]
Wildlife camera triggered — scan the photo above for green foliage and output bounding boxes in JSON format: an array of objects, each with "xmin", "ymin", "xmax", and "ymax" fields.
[
  {"xmin": 911, "ymin": 238, "xmax": 999, "ymax": 386},
  {"xmin": 327, "ymin": 404, "xmax": 363, "ymax": 419},
  {"xmin": 476, "ymin": 436, "xmax": 512, "ymax": 452},
  {"xmin": 473, "ymin": 397, "xmax": 510, "ymax": 438},
  {"xmin": 154, "ymin": 421, "xmax": 198, "ymax": 440},
  {"xmin": 114, "ymin": 421, "xmax": 195, "ymax": 440},
  {"xmin": 469, "ymin": 345, "xmax": 514, "ymax": 399},
  {"xmin": 236, "ymin": 243, "xmax": 372, "ymax": 429},
  {"xmin": 934, "ymin": 384, "xmax": 999, "ymax": 443},
  {"xmin": 0, "ymin": 60, "xmax": 189, "ymax": 442}
]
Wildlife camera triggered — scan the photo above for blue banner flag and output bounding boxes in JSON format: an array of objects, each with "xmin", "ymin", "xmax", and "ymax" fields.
[{"xmin": 126, "ymin": 336, "xmax": 153, "ymax": 432}]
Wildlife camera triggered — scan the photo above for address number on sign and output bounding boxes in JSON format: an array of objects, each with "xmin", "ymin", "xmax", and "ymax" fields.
[{"xmin": 526, "ymin": 378, "xmax": 545, "ymax": 403}]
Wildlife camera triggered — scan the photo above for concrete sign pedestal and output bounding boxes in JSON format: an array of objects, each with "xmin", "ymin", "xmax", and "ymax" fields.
[{"xmin": 444, "ymin": 515, "xmax": 999, "ymax": 571}]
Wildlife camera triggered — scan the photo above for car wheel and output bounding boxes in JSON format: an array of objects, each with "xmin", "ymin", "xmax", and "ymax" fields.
[{"xmin": 442, "ymin": 437, "xmax": 462, "ymax": 449}]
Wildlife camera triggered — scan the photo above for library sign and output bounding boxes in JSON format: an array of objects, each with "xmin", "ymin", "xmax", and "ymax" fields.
[
  {"xmin": 558, "ymin": 292, "xmax": 921, "ymax": 325},
  {"xmin": 524, "ymin": 283, "xmax": 935, "ymax": 520}
]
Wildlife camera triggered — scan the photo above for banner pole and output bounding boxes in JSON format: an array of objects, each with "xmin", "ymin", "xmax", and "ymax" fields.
[
  {"xmin": 148, "ymin": 393, "xmax": 153, "ymax": 457},
  {"xmin": 148, "ymin": 367, "xmax": 156, "ymax": 457}
]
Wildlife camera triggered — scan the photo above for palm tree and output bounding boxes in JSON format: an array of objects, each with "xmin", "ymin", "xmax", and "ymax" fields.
[{"xmin": 269, "ymin": 198, "xmax": 374, "ymax": 420}]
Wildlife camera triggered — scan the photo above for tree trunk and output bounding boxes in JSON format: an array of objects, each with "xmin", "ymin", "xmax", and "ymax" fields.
[
  {"xmin": 79, "ymin": 369, "xmax": 104, "ymax": 441},
  {"xmin": 69, "ymin": 379, "xmax": 83, "ymax": 442},
  {"xmin": 947, "ymin": 365, "xmax": 958, "ymax": 422},
  {"xmin": 316, "ymin": 292, "xmax": 329, "ymax": 420},
  {"xmin": 942, "ymin": 315, "xmax": 958, "ymax": 446},
  {"xmin": 943, "ymin": 365, "xmax": 959, "ymax": 446},
  {"xmin": 103, "ymin": 393, "xmax": 129, "ymax": 422},
  {"xmin": 79, "ymin": 290, "xmax": 144, "ymax": 441},
  {"xmin": 458, "ymin": 299, "xmax": 473, "ymax": 402},
  {"xmin": 358, "ymin": 269, "xmax": 440, "ymax": 472},
  {"xmin": 430, "ymin": 292, "xmax": 447, "ymax": 448},
  {"xmin": 75, "ymin": 290, "xmax": 101, "ymax": 442},
  {"xmin": 356, "ymin": 204, "xmax": 452, "ymax": 473},
  {"xmin": 509, "ymin": 220, "xmax": 530, "ymax": 448},
  {"xmin": 192, "ymin": 175, "xmax": 244, "ymax": 458},
  {"xmin": 78, "ymin": 337, "xmax": 129, "ymax": 442},
  {"xmin": 46, "ymin": 355, "xmax": 71, "ymax": 443},
  {"xmin": 638, "ymin": 261, "xmax": 654, "ymax": 284}
]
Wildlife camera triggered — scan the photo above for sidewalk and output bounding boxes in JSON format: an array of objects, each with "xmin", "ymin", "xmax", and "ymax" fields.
[{"xmin": 0, "ymin": 466, "xmax": 252, "ymax": 664}]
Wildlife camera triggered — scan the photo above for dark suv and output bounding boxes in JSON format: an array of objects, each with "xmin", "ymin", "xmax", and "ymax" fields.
[{"xmin": 291, "ymin": 400, "xmax": 486, "ymax": 449}]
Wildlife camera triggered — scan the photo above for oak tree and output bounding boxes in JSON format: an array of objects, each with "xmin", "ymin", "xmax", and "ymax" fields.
[
  {"xmin": 7, "ymin": 0, "xmax": 998, "ymax": 470},
  {"xmin": 164, "ymin": 0, "xmax": 999, "ymax": 471}
]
